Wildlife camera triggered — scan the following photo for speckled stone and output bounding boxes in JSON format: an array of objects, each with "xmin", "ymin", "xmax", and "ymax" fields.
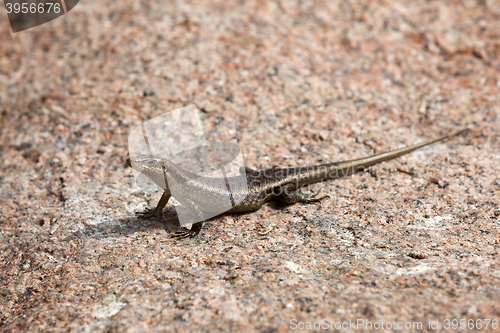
[{"xmin": 1, "ymin": 0, "xmax": 499, "ymax": 331}]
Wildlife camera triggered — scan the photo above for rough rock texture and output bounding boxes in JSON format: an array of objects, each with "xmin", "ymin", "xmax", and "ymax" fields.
[{"xmin": 1, "ymin": 0, "xmax": 499, "ymax": 331}]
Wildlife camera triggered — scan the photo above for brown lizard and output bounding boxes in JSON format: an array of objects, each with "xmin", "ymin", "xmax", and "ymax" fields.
[{"xmin": 127, "ymin": 128, "xmax": 467, "ymax": 238}]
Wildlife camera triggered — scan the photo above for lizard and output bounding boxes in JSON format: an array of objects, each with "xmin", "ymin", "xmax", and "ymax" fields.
[{"xmin": 126, "ymin": 128, "xmax": 468, "ymax": 238}]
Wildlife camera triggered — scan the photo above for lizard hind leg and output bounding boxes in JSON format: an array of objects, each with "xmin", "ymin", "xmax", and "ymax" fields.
[{"xmin": 276, "ymin": 184, "xmax": 329, "ymax": 204}]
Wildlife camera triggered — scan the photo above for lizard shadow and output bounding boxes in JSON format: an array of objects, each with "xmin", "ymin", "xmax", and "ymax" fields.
[
  {"xmin": 64, "ymin": 208, "xmax": 183, "ymax": 241},
  {"xmin": 65, "ymin": 200, "xmax": 297, "ymax": 241}
]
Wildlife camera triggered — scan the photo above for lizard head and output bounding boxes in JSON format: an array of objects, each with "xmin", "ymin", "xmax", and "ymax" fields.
[{"xmin": 126, "ymin": 154, "xmax": 175, "ymax": 190}]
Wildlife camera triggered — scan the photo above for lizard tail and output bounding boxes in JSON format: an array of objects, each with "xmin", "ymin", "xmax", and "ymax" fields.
[
  {"xmin": 334, "ymin": 127, "xmax": 470, "ymax": 172},
  {"xmin": 290, "ymin": 127, "xmax": 470, "ymax": 185}
]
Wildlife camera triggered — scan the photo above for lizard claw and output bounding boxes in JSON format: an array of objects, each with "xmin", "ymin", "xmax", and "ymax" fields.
[
  {"xmin": 299, "ymin": 186, "xmax": 321, "ymax": 197},
  {"xmin": 298, "ymin": 187, "xmax": 329, "ymax": 202},
  {"xmin": 306, "ymin": 195, "xmax": 329, "ymax": 203},
  {"xmin": 171, "ymin": 228, "xmax": 198, "ymax": 239},
  {"xmin": 136, "ymin": 208, "xmax": 160, "ymax": 219}
]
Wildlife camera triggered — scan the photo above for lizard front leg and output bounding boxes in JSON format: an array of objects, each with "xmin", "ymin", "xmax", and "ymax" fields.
[
  {"xmin": 275, "ymin": 184, "xmax": 329, "ymax": 204},
  {"xmin": 137, "ymin": 190, "xmax": 171, "ymax": 218},
  {"xmin": 171, "ymin": 198, "xmax": 205, "ymax": 239}
]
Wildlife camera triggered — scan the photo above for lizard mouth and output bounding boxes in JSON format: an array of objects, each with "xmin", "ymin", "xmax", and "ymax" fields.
[{"xmin": 126, "ymin": 158, "xmax": 132, "ymax": 167}]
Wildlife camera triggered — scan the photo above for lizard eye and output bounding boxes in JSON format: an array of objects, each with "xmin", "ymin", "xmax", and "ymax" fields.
[{"xmin": 146, "ymin": 160, "xmax": 155, "ymax": 166}]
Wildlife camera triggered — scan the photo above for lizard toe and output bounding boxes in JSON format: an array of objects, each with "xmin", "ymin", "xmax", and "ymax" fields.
[
  {"xmin": 171, "ymin": 228, "xmax": 197, "ymax": 239},
  {"xmin": 137, "ymin": 208, "xmax": 160, "ymax": 219},
  {"xmin": 298, "ymin": 186, "xmax": 323, "ymax": 198}
]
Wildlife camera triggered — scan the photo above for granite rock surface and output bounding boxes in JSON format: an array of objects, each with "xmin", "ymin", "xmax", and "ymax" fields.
[{"xmin": 0, "ymin": 0, "xmax": 499, "ymax": 331}]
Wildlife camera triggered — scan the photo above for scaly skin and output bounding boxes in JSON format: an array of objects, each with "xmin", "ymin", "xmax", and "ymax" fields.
[{"xmin": 127, "ymin": 128, "xmax": 468, "ymax": 238}]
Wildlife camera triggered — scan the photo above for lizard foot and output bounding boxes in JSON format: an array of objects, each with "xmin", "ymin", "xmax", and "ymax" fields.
[
  {"xmin": 171, "ymin": 228, "xmax": 198, "ymax": 239},
  {"xmin": 277, "ymin": 184, "xmax": 329, "ymax": 204},
  {"xmin": 301, "ymin": 195, "xmax": 329, "ymax": 203},
  {"xmin": 136, "ymin": 208, "xmax": 160, "ymax": 219},
  {"xmin": 170, "ymin": 222, "xmax": 204, "ymax": 239},
  {"xmin": 298, "ymin": 187, "xmax": 329, "ymax": 203}
]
